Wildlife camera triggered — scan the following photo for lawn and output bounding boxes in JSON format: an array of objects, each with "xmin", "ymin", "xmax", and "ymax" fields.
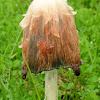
[{"xmin": 0, "ymin": 0, "xmax": 100, "ymax": 100}]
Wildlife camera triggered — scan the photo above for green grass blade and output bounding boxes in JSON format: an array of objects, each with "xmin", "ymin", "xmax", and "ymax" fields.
[{"xmin": 23, "ymin": 56, "xmax": 41, "ymax": 100}]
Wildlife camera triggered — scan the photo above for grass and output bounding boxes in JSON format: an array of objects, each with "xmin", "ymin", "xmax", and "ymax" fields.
[{"xmin": 0, "ymin": 0, "xmax": 100, "ymax": 100}]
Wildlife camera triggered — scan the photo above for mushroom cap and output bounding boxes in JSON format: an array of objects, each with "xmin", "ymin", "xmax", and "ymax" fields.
[{"xmin": 20, "ymin": 0, "xmax": 80, "ymax": 75}]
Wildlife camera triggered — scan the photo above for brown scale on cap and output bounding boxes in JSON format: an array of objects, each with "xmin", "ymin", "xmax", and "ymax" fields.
[{"xmin": 20, "ymin": 0, "xmax": 83, "ymax": 79}]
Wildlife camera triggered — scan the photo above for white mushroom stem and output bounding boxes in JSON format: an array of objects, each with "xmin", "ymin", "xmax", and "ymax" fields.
[{"xmin": 45, "ymin": 69, "xmax": 58, "ymax": 100}]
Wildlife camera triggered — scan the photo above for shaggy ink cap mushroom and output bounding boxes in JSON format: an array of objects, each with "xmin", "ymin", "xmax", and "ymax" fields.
[{"xmin": 19, "ymin": 0, "xmax": 83, "ymax": 79}]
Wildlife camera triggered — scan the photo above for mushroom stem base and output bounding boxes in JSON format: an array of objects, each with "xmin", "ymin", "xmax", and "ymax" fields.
[{"xmin": 45, "ymin": 69, "xmax": 58, "ymax": 100}]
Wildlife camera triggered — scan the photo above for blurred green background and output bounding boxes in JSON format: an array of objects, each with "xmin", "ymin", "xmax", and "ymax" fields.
[{"xmin": 0, "ymin": 0, "xmax": 100, "ymax": 100}]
